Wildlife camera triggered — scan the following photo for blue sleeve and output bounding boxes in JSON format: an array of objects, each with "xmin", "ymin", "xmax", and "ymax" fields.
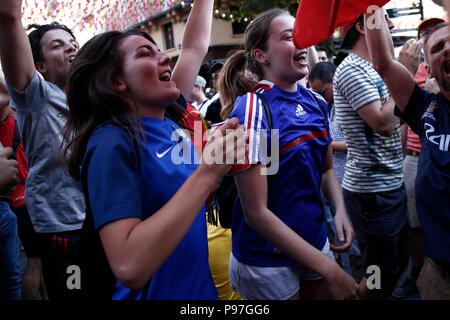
[
  {"xmin": 81, "ymin": 124, "xmax": 143, "ymax": 230},
  {"xmin": 310, "ymin": 89, "xmax": 332, "ymax": 144},
  {"xmin": 394, "ymin": 84, "xmax": 434, "ymax": 135},
  {"xmin": 229, "ymin": 93, "xmax": 270, "ymax": 166}
]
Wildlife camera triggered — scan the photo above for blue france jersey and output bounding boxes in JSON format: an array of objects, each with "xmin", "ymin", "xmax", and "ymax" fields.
[
  {"xmin": 395, "ymin": 84, "xmax": 450, "ymax": 263},
  {"xmin": 81, "ymin": 116, "xmax": 217, "ymax": 300},
  {"xmin": 229, "ymin": 81, "xmax": 331, "ymax": 267}
]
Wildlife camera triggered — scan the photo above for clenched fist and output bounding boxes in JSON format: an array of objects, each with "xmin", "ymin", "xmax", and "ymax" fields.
[
  {"xmin": 398, "ymin": 39, "xmax": 422, "ymax": 76},
  {"xmin": 0, "ymin": 147, "xmax": 19, "ymax": 193}
]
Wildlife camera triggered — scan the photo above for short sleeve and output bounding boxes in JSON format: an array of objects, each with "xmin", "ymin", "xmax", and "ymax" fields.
[
  {"xmin": 6, "ymin": 71, "xmax": 50, "ymax": 112},
  {"xmin": 336, "ymin": 63, "xmax": 381, "ymax": 111},
  {"xmin": 394, "ymin": 84, "xmax": 434, "ymax": 135},
  {"xmin": 229, "ymin": 93, "xmax": 270, "ymax": 173},
  {"xmin": 309, "ymin": 89, "xmax": 332, "ymax": 142},
  {"xmin": 81, "ymin": 124, "xmax": 143, "ymax": 230}
]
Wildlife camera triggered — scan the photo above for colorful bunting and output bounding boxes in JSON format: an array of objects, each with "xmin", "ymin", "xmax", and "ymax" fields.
[{"xmin": 21, "ymin": 0, "xmax": 181, "ymax": 34}]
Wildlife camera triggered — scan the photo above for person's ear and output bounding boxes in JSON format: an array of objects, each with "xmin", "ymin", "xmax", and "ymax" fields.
[
  {"xmin": 111, "ymin": 74, "xmax": 127, "ymax": 92},
  {"xmin": 355, "ymin": 22, "xmax": 365, "ymax": 35},
  {"xmin": 424, "ymin": 62, "xmax": 433, "ymax": 78},
  {"xmin": 253, "ymin": 48, "xmax": 269, "ymax": 65},
  {"xmin": 35, "ymin": 62, "xmax": 48, "ymax": 75}
]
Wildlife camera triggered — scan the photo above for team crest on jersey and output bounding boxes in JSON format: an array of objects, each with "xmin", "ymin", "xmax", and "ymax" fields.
[
  {"xmin": 422, "ymin": 100, "xmax": 437, "ymax": 122},
  {"xmin": 296, "ymin": 104, "xmax": 307, "ymax": 117}
]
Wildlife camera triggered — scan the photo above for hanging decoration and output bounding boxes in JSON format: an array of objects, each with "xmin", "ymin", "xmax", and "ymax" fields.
[{"xmin": 21, "ymin": 0, "xmax": 183, "ymax": 33}]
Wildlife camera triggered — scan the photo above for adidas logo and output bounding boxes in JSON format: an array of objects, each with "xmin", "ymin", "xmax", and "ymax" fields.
[{"xmin": 296, "ymin": 104, "xmax": 307, "ymax": 117}]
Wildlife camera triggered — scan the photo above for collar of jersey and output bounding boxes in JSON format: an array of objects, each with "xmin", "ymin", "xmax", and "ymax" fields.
[{"xmin": 252, "ymin": 80, "xmax": 275, "ymax": 93}]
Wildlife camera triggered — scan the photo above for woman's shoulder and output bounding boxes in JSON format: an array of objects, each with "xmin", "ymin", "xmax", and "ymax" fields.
[
  {"xmin": 86, "ymin": 121, "xmax": 137, "ymax": 155},
  {"xmin": 82, "ymin": 121, "xmax": 140, "ymax": 178},
  {"xmin": 91, "ymin": 121, "xmax": 132, "ymax": 140}
]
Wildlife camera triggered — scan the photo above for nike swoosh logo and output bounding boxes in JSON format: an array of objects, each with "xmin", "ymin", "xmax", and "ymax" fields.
[{"xmin": 156, "ymin": 145, "xmax": 176, "ymax": 159}]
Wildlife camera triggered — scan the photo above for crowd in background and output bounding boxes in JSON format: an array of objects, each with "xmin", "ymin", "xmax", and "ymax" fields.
[{"xmin": 0, "ymin": 0, "xmax": 448, "ymax": 301}]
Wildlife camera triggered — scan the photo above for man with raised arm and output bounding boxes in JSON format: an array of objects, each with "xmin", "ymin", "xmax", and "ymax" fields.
[
  {"xmin": 0, "ymin": 1, "xmax": 85, "ymax": 299},
  {"xmin": 333, "ymin": 11, "xmax": 410, "ymax": 299},
  {"xmin": 365, "ymin": 7, "xmax": 450, "ymax": 300}
]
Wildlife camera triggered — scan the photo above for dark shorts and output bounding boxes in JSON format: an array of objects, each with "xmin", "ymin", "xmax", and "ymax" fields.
[
  {"xmin": 10, "ymin": 205, "xmax": 40, "ymax": 257},
  {"xmin": 38, "ymin": 230, "xmax": 85, "ymax": 299},
  {"xmin": 343, "ymin": 185, "xmax": 410, "ymax": 284}
]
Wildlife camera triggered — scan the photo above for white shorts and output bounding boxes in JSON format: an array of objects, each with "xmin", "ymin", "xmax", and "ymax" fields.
[{"xmin": 229, "ymin": 239, "xmax": 335, "ymax": 300}]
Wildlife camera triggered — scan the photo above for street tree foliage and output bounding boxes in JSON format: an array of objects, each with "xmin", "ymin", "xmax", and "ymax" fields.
[{"xmin": 215, "ymin": 0, "xmax": 300, "ymax": 20}]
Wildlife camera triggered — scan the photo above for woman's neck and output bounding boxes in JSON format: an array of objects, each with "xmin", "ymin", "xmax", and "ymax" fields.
[
  {"xmin": 263, "ymin": 74, "xmax": 300, "ymax": 93},
  {"xmin": 274, "ymin": 80, "xmax": 298, "ymax": 92},
  {"xmin": 138, "ymin": 105, "xmax": 165, "ymax": 119}
]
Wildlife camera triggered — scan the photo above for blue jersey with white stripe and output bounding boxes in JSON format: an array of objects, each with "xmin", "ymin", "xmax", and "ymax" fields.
[{"xmin": 229, "ymin": 81, "xmax": 331, "ymax": 267}]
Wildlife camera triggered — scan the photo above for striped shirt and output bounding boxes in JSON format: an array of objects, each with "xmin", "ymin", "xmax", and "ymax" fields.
[
  {"xmin": 329, "ymin": 104, "xmax": 347, "ymax": 185},
  {"xmin": 333, "ymin": 53, "xmax": 403, "ymax": 193}
]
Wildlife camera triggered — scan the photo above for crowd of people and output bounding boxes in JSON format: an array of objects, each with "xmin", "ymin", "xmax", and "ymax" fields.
[{"xmin": 0, "ymin": 0, "xmax": 448, "ymax": 301}]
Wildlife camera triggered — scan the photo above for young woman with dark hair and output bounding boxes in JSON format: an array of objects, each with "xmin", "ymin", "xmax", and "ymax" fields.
[{"xmin": 62, "ymin": 0, "xmax": 246, "ymax": 300}]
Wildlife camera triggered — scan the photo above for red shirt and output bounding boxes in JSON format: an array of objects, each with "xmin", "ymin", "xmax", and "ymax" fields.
[
  {"xmin": 183, "ymin": 103, "xmax": 209, "ymax": 158},
  {"xmin": 0, "ymin": 115, "xmax": 28, "ymax": 207},
  {"xmin": 414, "ymin": 62, "xmax": 428, "ymax": 88}
]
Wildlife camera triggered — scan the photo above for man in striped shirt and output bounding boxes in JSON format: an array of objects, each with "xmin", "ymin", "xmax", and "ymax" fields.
[{"xmin": 333, "ymin": 12, "xmax": 410, "ymax": 299}]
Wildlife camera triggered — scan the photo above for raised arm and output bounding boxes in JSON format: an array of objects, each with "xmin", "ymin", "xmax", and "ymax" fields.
[
  {"xmin": 364, "ymin": 8, "xmax": 416, "ymax": 111},
  {"xmin": 171, "ymin": 0, "xmax": 213, "ymax": 99},
  {"xmin": 307, "ymin": 45, "xmax": 319, "ymax": 72},
  {"xmin": 0, "ymin": 0, "xmax": 36, "ymax": 92}
]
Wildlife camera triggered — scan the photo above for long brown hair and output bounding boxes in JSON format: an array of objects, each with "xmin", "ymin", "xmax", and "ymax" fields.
[
  {"xmin": 218, "ymin": 9, "xmax": 290, "ymax": 119},
  {"xmin": 62, "ymin": 30, "xmax": 188, "ymax": 179}
]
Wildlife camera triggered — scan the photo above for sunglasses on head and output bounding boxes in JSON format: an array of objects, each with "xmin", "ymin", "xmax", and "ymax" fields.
[{"xmin": 419, "ymin": 29, "xmax": 431, "ymax": 39}]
